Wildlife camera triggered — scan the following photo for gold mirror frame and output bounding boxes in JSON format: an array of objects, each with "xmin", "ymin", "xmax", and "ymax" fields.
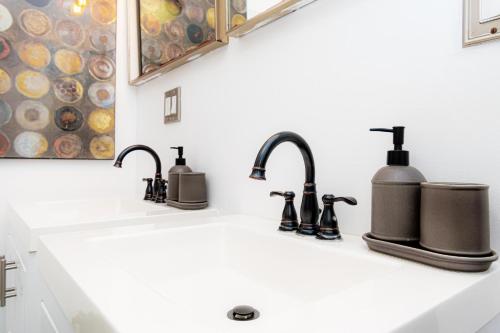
[
  {"xmin": 227, "ymin": 0, "xmax": 317, "ymax": 37},
  {"xmin": 128, "ymin": 0, "xmax": 228, "ymax": 86},
  {"xmin": 463, "ymin": 0, "xmax": 500, "ymax": 47}
]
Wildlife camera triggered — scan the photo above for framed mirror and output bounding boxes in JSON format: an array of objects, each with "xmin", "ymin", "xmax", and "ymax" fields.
[
  {"xmin": 464, "ymin": 0, "xmax": 500, "ymax": 46},
  {"xmin": 227, "ymin": 0, "xmax": 317, "ymax": 37},
  {"xmin": 128, "ymin": 0, "xmax": 228, "ymax": 85}
]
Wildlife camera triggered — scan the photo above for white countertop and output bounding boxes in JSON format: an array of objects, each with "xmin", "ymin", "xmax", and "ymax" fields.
[
  {"xmin": 7, "ymin": 197, "xmax": 219, "ymax": 252},
  {"xmin": 37, "ymin": 214, "xmax": 500, "ymax": 333}
]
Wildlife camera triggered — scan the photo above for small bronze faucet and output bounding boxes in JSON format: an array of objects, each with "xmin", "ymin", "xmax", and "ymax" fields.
[
  {"xmin": 250, "ymin": 132, "xmax": 320, "ymax": 235},
  {"xmin": 114, "ymin": 145, "xmax": 164, "ymax": 202}
]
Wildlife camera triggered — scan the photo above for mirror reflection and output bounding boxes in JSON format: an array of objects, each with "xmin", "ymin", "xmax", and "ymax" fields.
[
  {"xmin": 480, "ymin": 0, "xmax": 500, "ymax": 22},
  {"xmin": 228, "ymin": 0, "xmax": 288, "ymax": 29}
]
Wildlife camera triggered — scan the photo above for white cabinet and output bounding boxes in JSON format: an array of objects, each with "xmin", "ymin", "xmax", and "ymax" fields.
[
  {"xmin": 4, "ymin": 232, "xmax": 74, "ymax": 333},
  {"xmin": 5, "ymin": 236, "xmax": 25, "ymax": 333},
  {"xmin": 40, "ymin": 302, "xmax": 59, "ymax": 333}
]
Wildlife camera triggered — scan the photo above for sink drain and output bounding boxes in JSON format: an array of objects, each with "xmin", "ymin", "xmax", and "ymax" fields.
[{"xmin": 227, "ymin": 305, "xmax": 260, "ymax": 321}]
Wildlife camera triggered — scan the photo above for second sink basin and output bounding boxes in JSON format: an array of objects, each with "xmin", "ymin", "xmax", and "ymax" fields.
[{"xmin": 8, "ymin": 197, "xmax": 218, "ymax": 252}]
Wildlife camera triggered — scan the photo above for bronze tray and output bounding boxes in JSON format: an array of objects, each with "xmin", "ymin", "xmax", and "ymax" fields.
[{"xmin": 363, "ymin": 233, "xmax": 498, "ymax": 272}]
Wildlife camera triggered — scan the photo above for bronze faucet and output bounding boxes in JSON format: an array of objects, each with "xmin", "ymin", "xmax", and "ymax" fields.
[
  {"xmin": 250, "ymin": 132, "xmax": 320, "ymax": 235},
  {"xmin": 114, "ymin": 145, "xmax": 165, "ymax": 203}
]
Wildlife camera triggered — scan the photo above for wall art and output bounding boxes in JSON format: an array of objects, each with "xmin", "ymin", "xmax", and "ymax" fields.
[{"xmin": 0, "ymin": 0, "xmax": 117, "ymax": 159}]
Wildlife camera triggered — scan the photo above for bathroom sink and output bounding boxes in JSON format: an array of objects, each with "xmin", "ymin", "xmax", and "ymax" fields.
[
  {"xmin": 7, "ymin": 198, "xmax": 218, "ymax": 252},
  {"xmin": 89, "ymin": 222, "xmax": 390, "ymax": 324},
  {"xmin": 37, "ymin": 215, "xmax": 500, "ymax": 333}
]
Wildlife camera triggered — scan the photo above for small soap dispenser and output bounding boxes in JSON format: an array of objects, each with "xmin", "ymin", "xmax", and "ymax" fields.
[
  {"xmin": 167, "ymin": 146, "xmax": 192, "ymax": 201},
  {"xmin": 370, "ymin": 127, "xmax": 426, "ymax": 242},
  {"xmin": 169, "ymin": 147, "xmax": 192, "ymax": 174}
]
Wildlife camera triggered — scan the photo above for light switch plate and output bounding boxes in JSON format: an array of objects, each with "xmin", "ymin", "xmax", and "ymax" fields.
[{"xmin": 164, "ymin": 87, "xmax": 181, "ymax": 124}]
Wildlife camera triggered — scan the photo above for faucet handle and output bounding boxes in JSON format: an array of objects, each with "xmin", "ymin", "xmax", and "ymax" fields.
[
  {"xmin": 324, "ymin": 195, "xmax": 357, "ymax": 206},
  {"xmin": 142, "ymin": 178, "xmax": 154, "ymax": 201},
  {"xmin": 317, "ymin": 194, "xmax": 358, "ymax": 240},
  {"xmin": 270, "ymin": 191, "xmax": 298, "ymax": 232},
  {"xmin": 270, "ymin": 191, "xmax": 294, "ymax": 199},
  {"xmin": 155, "ymin": 179, "xmax": 167, "ymax": 204}
]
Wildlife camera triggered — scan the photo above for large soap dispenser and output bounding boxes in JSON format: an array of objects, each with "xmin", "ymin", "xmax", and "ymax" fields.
[
  {"xmin": 370, "ymin": 127, "xmax": 426, "ymax": 242},
  {"xmin": 167, "ymin": 146, "xmax": 192, "ymax": 201}
]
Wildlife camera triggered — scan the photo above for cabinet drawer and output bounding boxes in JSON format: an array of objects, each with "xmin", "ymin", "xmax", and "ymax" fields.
[{"xmin": 40, "ymin": 301, "xmax": 59, "ymax": 333}]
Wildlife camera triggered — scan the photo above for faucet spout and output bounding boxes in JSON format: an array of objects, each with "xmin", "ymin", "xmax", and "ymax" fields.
[
  {"xmin": 114, "ymin": 145, "xmax": 163, "ymax": 200},
  {"xmin": 250, "ymin": 132, "xmax": 319, "ymax": 235},
  {"xmin": 114, "ymin": 144, "xmax": 162, "ymax": 175}
]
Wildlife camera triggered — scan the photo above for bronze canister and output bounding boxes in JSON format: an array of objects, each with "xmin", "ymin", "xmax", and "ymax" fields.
[{"xmin": 420, "ymin": 182, "xmax": 491, "ymax": 256}]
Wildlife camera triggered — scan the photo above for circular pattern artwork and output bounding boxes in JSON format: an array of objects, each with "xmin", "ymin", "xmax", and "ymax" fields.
[
  {"xmin": 15, "ymin": 70, "xmax": 50, "ymax": 99},
  {"xmin": 54, "ymin": 49, "xmax": 84, "ymax": 75},
  {"xmin": 88, "ymin": 108, "xmax": 114, "ymax": 134},
  {"xmin": 89, "ymin": 28, "xmax": 116, "ymax": 52},
  {"xmin": 141, "ymin": 13, "xmax": 162, "ymax": 36},
  {"xmin": 165, "ymin": 0, "xmax": 182, "ymax": 17},
  {"xmin": 18, "ymin": 9, "xmax": 52, "ymax": 37},
  {"xmin": 0, "ymin": 68, "xmax": 11, "ymax": 94},
  {"xmin": 232, "ymin": 0, "xmax": 246, "ymax": 13},
  {"xmin": 185, "ymin": 3, "xmax": 204, "ymax": 23},
  {"xmin": 53, "ymin": 134, "xmax": 82, "ymax": 158},
  {"xmin": 0, "ymin": 100, "xmax": 12, "ymax": 127},
  {"xmin": 89, "ymin": 135, "xmax": 114, "ymax": 159},
  {"xmin": 53, "ymin": 77, "xmax": 84, "ymax": 103},
  {"xmin": 26, "ymin": 0, "xmax": 53, "ymax": 7},
  {"xmin": 232, "ymin": 14, "xmax": 246, "ymax": 27},
  {"xmin": 56, "ymin": 20, "xmax": 85, "ymax": 47},
  {"xmin": 187, "ymin": 24, "xmax": 204, "ymax": 44},
  {"xmin": 142, "ymin": 63, "xmax": 159, "ymax": 74},
  {"xmin": 139, "ymin": 0, "xmax": 218, "ymax": 73},
  {"xmin": 91, "ymin": 0, "xmax": 117, "ymax": 25},
  {"xmin": 88, "ymin": 82, "xmax": 115, "ymax": 108},
  {"xmin": 165, "ymin": 43, "xmax": 183, "ymax": 62},
  {"xmin": 88, "ymin": 55, "xmax": 115, "ymax": 81},
  {"xmin": 13, "ymin": 131, "xmax": 48, "ymax": 158},
  {"xmin": 141, "ymin": 39, "xmax": 163, "ymax": 61},
  {"xmin": 55, "ymin": 106, "xmax": 84, "ymax": 131},
  {"xmin": 15, "ymin": 100, "xmax": 50, "ymax": 131},
  {"xmin": 0, "ymin": 5, "xmax": 13, "ymax": 32},
  {"xmin": 1, "ymin": 1, "xmax": 116, "ymax": 159},
  {"xmin": 164, "ymin": 21, "xmax": 185, "ymax": 41},
  {"xmin": 17, "ymin": 41, "xmax": 51, "ymax": 70},
  {"xmin": 206, "ymin": 8, "xmax": 216, "ymax": 30},
  {"xmin": 0, "ymin": 130, "xmax": 10, "ymax": 156},
  {"xmin": 0, "ymin": 37, "xmax": 11, "ymax": 60}
]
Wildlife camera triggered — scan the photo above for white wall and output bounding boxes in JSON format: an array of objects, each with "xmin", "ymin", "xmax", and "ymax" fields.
[
  {"xmin": 135, "ymin": 0, "xmax": 500, "ymax": 252},
  {"xmin": 0, "ymin": 1, "xmax": 138, "ymax": 329}
]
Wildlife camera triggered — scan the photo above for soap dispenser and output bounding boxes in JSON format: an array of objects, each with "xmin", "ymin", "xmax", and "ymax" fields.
[
  {"xmin": 169, "ymin": 147, "xmax": 192, "ymax": 174},
  {"xmin": 370, "ymin": 127, "xmax": 426, "ymax": 242},
  {"xmin": 167, "ymin": 147, "xmax": 192, "ymax": 201}
]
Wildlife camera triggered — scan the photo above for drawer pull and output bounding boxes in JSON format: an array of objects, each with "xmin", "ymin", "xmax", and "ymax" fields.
[{"xmin": 0, "ymin": 256, "xmax": 18, "ymax": 307}]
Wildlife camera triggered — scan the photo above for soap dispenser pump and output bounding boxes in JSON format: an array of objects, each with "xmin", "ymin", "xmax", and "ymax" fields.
[
  {"xmin": 169, "ymin": 147, "xmax": 192, "ymax": 174},
  {"xmin": 370, "ymin": 126, "xmax": 426, "ymax": 242},
  {"xmin": 370, "ymin": 127, "xmax": 408, "ymax": 166},
  {"xmin": 167, "ymin": 146, "xmax": 192, "ymax": 202}
]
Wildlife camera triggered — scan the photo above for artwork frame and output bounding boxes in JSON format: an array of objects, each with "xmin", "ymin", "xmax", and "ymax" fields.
[
  {"xmin": 227, "ymin": 0, "xmax": 317, "ymax": 38},
  {"xmin": 463, "ymin": 0, "xmax": 500, "ymax": 47},
  {"xmin": 127, "ymin": 0, "xmax": 228, "ymax": 86},
  {"xmin": 0, "ymin": 0, "xmax": 117, "ymax": 160}
]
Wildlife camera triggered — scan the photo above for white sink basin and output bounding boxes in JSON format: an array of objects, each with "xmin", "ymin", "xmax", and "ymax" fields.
[
  {"xmin": 33, "ymin": 198, "xmax": 172, "ymax": 222},
  {"xmin": 8, "ymin": 198, "xmax": 218, "ymax": 252},
  {"xmin": 91, "ymin": 222, "xmax": 391, "ymax": 325},
  {"xmin": 38, "ymin": 215, "xmax": 500, "ymax": 333}
]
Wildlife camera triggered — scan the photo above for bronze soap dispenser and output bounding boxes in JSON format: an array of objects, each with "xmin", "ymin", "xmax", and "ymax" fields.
[{"xmin": 370, "ymin": 127, "xmax": 426, "ymax": 242}]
